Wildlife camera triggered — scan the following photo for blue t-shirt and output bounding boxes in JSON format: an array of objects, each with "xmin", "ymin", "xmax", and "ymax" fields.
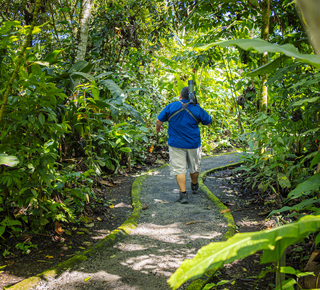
[{"xmin": 157, "ymin": 99, "xmax": 212, "ymax": 149}]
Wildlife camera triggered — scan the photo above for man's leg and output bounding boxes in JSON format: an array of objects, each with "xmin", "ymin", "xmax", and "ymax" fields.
[
  {"xmin": 176, "ymin": 174, "xmax": 186, "ymax": 192},
  {"xmin": 188, "ymin": 147, "xmax": 201, "ymax": 194},
  {"xmin": 190, "ymin": 172, "xmax": 199, "ymax": 185},
  {"xmin": 176, "ymin": 173, "xmax": 188, "ymax": 203},
  {"xmin": 169, "ymin": 147, "xmax": 188, "ymax": 204}
]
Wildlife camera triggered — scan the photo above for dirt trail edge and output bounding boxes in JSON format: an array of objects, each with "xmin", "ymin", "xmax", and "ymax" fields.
[{"xmin": 6, "ymin": 152, "xmax": 242, "ymax": 290}]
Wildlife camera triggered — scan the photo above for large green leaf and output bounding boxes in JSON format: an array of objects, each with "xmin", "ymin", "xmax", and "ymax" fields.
[
  {"xmin": 247, "ymin": 55, "xmax": 288, "ymax": 77},
  {"xmin": 68, "ymin": 60, "xmax": 88, "ymax": 73},
  {"xmin": 292, "ymin": 96, "xmax": 320, "ymax": 106},
  {"xmin": 122, "ymin": 103, "xmax": 145, "ymax": 124},
  {"xmin": 0, "ymin": 226, "xmax": 5, "ymax": 237},
  {"xmin": 168, "ymin": 215, "xmax": 320, "ymax": 290},
  {"xmin": 70, "ymin": 72, "xmax": 95, "ymax": 82},
  {"xmin": 0, "ymin": 21, "xmax": 21, "ymax": 35},
  {"xmin": 248, "ymin": 0, "xmax": 258, "ymax": 7},
  {"xmin": 80, "ymin": 62, "xmax": 94, "ymax": 73},
  {"xmin": 197, "ymin": 39, "xmax": 320, "ymax": 69},
  {"xmin": 269, "ymin": 198, "xmax": 320, "ymax": 217},
  {"xmin": 0, "ymin": 154, "xmax": 19, "ymax": 167},
  {"xmin": 287, "ymin": 171, "xmax": 320, "ymax": 200},
  {"xmin": 100, "ymin": 79, "xmax": 124, "ymax": 98},
  {"xmin": 96, "ymin": 72, "xmax": 113, "ymax": 79},
  {"xmin": 266, "ymin": 63, "xmax": 300, "ymax": 85},
  {"xmin": 43, "ymin": 50, "xmax": 63, "ymax": 63},
  {"xmin": 311, "ymin": 151, "xmax": 320, "ymax": 167},
  {"xmin": 290, "ymin": 73, "xmax": 320, "ymax": 89}
]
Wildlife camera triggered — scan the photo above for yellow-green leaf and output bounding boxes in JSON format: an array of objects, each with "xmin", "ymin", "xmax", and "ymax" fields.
[
  {"xmin": 84, "ymin": 223, "xmax": 94, "ymax": 228},
  {"xmin": 168, "ymin": 215, "xmax": 320, "ymax": 290}
]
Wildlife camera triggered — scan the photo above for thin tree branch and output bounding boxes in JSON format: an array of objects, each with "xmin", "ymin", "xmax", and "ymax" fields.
[
  {"xmin": 48, "ymin": 1, "xmax": 61, "ymax": 44},
  {"xmin": 56, "ymin": 0, "xmax": 74, "ymax": 37}
]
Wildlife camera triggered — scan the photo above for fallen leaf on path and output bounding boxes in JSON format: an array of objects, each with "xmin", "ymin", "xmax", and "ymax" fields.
[
  {"xmin": 84, "ymin": 223, "xmax": 94, "ymax": 228},
  {"xmin": 78, "ymin": 228, "xmax": 90, "ymax": 234},
  {"xmin": 54, "ymin": 221, "xmax": 64, "ymax": 235},
  {"xmin": 18, "ymin": 233, "xmax": 33, "ymax": 242},
  {"xmin": 99, "ymin": 180, "xmax": 117, "ymax": 187},
  {"xmin": 223, "ymin": 201, "xmax": 234, "ymax": 206},
  {"xmin": 258, "ymin": 211, "xmax": 270, "ymax": 216},
  {"xmin": 221, "ymin": 209, "xmax": 230, "ymax": 213},
  {"xmin": 79, "ymin": 216, "xmax": 94, "ymax": 223},
  {"xmin": 63, "ymin": 158, "xmax": 76, "ymax": 163},
  {"xmin": 154, "ymin": 199, "xmax": 168, "ymax": 204},
  {"xmin": 84, "ymin": 277, "xmax": 91, "ymax": 282},
  {"xmin": 142, "ymin": 204, "xmax": 150, "ymax": 210},
  {"xmin": 186, "ymin": 221, "xmax": 205, "ymax": 225},
  {"xmin": 114, "ymin": 202, "xmax": 132, "ymax": 208}
]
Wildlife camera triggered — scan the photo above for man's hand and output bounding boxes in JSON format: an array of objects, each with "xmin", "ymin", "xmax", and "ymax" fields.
[{"xmin": 156, "ymin": 119, "xmax": 164, "ymax": 132}]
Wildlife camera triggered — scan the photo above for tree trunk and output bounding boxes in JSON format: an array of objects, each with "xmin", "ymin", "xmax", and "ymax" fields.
[
  {"xmin": 72, "ymin": 0, "xmax": 94, "ymax": 102},
  {"xmin": 74, "ymin": 0, "xmax": 94, "ymax": 64},
  {"xmin": 260, "ymin": 0, "xmax": 270, "ymax": 114}
]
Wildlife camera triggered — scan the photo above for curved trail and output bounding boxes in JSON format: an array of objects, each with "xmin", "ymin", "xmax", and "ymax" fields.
[{"xmin": 29, "ymin": 153, "xmax": 241, "ymax": 290}]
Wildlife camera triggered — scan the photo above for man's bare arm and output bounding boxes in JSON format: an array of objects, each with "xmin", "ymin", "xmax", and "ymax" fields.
[{"xmin": 156, "ymin": 119, "xmax": 164, "ymax": 132}]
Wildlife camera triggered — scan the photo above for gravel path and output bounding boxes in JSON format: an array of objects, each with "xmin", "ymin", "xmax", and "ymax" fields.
[{"xmin": 31, "ymin": 153, "xmax": 241, "ymax": 290}]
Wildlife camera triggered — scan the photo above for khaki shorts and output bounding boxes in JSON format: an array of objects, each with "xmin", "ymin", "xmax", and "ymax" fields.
[{"xmin": 169, "ymin": 146, "xmax": 202, "ymax": 176}]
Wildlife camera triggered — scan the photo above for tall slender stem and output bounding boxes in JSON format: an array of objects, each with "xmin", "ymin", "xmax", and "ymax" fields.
[{"xmin": 220, "ymin": 47, "xmax": 244, "ymax": 134}]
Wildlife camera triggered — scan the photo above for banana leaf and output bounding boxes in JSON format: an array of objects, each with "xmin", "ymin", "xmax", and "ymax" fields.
[{"xmin": 168, "ymin": 215, "xmax": 320, "ymax": 289}]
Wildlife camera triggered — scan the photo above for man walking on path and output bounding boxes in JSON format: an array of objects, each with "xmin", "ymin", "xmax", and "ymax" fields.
[{"xmin": 156, "ymin": 86, "xmax": 212, "ymax": 204}]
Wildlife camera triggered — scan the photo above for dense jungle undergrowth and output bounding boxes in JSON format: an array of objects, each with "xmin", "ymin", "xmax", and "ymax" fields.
[{"xmin": 1, "ymin": 0, "xmax": 320, "ymax": 289}]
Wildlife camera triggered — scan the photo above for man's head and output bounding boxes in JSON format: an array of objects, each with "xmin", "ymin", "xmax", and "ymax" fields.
[{"xmin": 180, "ymin": 87, "xmax": 189, "ymax": 100}]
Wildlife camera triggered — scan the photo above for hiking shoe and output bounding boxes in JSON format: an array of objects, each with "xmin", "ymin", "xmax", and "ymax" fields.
[
  {"xmin": 191, "ymin": 182, "xmax": 199, "ymax": 194},
  {"xmin": 178, "ymin": 192, "xmax": 189, "ymax": 204}
]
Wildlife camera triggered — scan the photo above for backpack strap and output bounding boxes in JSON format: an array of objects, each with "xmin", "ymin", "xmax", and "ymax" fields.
[{"xmin": 167, "ymin": 101, "xmax": 199, "ymax": 124}]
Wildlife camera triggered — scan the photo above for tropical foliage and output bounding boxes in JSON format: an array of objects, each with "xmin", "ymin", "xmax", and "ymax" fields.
[{"xmin": 1, "ymin": 0, "xmax": 320, "ymax": 289}]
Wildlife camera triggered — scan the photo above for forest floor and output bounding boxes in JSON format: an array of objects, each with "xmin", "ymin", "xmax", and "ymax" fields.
[{"xmin": 0, "ymin": 150, "xmax": 310, "ymax": 290}]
